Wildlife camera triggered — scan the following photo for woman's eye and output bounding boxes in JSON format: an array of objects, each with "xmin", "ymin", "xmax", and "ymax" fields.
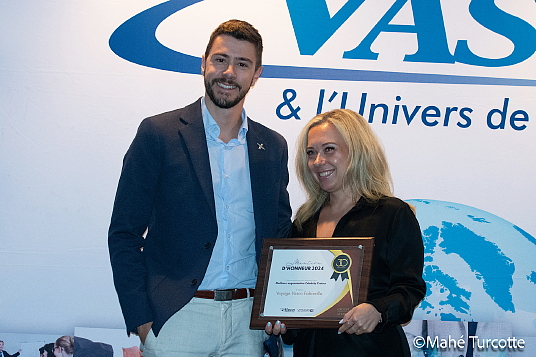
[
  {"xmin": 306, "ymin": 149, "xmax": 315, "ymax": 156},
  {"xmin": 324, "ymin": 146, "xmax": 335, "ymax": 153}
]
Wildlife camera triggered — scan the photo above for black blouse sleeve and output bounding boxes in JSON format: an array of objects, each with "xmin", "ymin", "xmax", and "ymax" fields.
[{"xmin": 365, "ymin": 201, "xmax": 426, "ymax": 333}]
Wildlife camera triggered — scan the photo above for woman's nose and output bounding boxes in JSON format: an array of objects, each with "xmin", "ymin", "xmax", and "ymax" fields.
[{"xmin": 313, "ymin": 153, "xmax": 324, "ymax": 165}]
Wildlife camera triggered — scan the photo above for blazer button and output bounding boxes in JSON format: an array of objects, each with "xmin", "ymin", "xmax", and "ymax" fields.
[
  {"xmin": 204, "ymin": 242, "xmax": 211, "ymax": 249},
  {"xmin": 191, "ymin": 279, "xmax": 198, "ymax": 286}
]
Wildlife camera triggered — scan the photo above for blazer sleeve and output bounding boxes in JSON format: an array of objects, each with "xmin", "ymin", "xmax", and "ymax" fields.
[
  {"xmin": 5, "ymin": 351, "xmax": 20, "ymax": 357},
  {"xmin": 108, "ymin": 118, "xmax": 162, "ymax": 334}
]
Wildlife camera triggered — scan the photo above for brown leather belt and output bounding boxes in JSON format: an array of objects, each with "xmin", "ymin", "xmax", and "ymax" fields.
[{"xmin": 194, "ymin": 288, "xmax": 255, "ymax": 301}]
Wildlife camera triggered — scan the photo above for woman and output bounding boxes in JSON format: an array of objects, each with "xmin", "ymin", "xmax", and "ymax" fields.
[
  {"xmin": 267, "ymin": 109, "xmax": 426, "ymax": 356},
  {"xmin": 53, "ymin": 336, "xmax": 73, "ymax": 357}
]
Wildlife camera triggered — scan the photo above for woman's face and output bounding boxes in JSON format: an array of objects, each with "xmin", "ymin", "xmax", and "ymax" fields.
[
  {"xmin": 53, "ymin": 345, "xmax": 61, "ymax": 357},
  {"xmin": 306, "ymin": 122, "xmax": 350, "ymax": 197}
]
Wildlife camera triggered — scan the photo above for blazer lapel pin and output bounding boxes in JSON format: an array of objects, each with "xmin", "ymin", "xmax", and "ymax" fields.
[{"xmin": 257, "ymin": 143, "xmax": 265, "ymax": 150}]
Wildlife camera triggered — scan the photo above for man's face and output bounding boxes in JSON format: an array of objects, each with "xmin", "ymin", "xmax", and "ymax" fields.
[
  {"xmin": 0, "ymin": 341, "xmax": 4, "ymax": 351},
  {"xmin": 202, "ymin": 35, "xmax": 262, "ymax": 109}
]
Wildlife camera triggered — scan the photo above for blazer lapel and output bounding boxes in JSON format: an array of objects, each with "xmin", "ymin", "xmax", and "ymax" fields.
[
  {"xmin": 247, "ymin": 120, "xmax": 270, "ymax": 237},
  {"xmin": 176, "ymin": 99, "xmax": 216, "ymax": 219}
]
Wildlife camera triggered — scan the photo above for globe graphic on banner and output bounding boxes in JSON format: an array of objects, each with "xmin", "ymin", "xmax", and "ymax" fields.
[{"xmin": 407, "ymin": 199, "xmax": 536, "ymax": 336}]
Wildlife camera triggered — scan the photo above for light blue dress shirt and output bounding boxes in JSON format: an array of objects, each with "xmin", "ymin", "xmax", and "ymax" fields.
[{"xmin": 198, "ymin": 98, "xmax": 257, "ymax": 290}]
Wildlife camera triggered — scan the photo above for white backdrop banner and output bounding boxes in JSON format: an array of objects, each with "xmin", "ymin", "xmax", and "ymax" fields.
[{"xmin": 1, "ymin": 0, "xmax": 535, "ymax": 344}]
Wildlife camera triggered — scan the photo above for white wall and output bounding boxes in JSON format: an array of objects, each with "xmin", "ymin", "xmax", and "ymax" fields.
[{"xmin": 1, "ymin": 0, "xmax": 535, "ymax": 339}]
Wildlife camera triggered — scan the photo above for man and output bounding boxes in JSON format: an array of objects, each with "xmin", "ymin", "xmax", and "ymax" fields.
[
  {"xmin": 108, "ymin": 19, "xmax": 292, "ymax": 356},
  {"xmin": 0, "ymin": 341, "xmax": 21, "ymax": 357}
]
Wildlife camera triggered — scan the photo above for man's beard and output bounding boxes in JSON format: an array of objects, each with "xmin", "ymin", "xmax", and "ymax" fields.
[{"xmin": 204, "ymin": 77, "xmax": 251, "ymax": 109}]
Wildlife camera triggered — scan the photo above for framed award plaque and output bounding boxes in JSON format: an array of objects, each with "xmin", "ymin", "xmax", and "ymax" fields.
[{"xmin": 250, "ymin": 237, "xmax": 374, "ymax": 329}]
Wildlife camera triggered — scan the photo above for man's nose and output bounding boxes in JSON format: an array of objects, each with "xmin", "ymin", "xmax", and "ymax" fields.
[{"xmin": 223, "ymin": 64, "xmax": 236, "ymax": 77}]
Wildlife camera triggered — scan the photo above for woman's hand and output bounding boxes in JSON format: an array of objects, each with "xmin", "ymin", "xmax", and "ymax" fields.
[
  {"xmin": 265, "ymin": 320, "xmax": 287, "ymax": 335},
  {"xmin": 338, "ymin": 303, "xmax": 381, "ymax": 335}
]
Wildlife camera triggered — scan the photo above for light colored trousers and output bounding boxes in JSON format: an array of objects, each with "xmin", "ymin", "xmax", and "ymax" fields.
[{"xmin": 141, "ymin": 297, "xmax": 266, "ymax": 357}]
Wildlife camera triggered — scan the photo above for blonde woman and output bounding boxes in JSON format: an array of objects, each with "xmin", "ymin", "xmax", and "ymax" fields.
[
  {"xmin": 53, "ymin": 336, "xmax": 73, "ymax": 357},
  {"xmin": 267, "ymin": 109, "xmax": 426, "ymax": 357}
]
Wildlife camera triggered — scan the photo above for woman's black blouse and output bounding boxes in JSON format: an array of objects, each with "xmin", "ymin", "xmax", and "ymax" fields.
[{"xmin": 283, "ymin": 196, "xmax": 426, "ymax": 357}]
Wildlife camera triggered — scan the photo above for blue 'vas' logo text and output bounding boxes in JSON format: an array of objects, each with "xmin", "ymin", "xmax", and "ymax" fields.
[
  {"xmin": 288, "ymin": 0, "xmax": 536, "ymax": 67},
  {"xmin": 109, "ymin": 0, "xmax": 536, "ymax": 86}
]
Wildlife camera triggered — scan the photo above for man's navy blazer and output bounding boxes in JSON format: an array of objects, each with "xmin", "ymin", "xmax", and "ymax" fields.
[
  {"xmin": 108, "ymin": 99, "xmax": 292, "ymax": 336},
  {"xmin": 0, "ymin": 351, "xmax": 21, "ymax": 357}
]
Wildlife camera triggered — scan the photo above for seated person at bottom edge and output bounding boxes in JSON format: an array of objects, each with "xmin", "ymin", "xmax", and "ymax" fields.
[
  {"xmin": 266, "ymin": 109, "xmax": 426, "ymax": 357},
  {"xmin": 39, "ymin": 343, "xmax": 54, "ymax": 357},
  {"xmin": 54, "ymin": 336, "xmax": 73, "ymax": 357},
  {"xmin": 0, "ymin": 341, "xmax": 21, "ymax": 357}
]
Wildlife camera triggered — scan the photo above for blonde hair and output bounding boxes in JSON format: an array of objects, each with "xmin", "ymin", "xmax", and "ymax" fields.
[
  {"xmin": 294, "ymin": 109, "xmax": 393, "ymax": 229},
  {"xmin": 55, "ymin": 335, "xmax": 74, "ymax": 356}
]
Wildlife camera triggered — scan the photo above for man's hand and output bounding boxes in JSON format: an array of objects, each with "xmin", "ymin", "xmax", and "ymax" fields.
[
  {"xmin": 338, "ymin": 303, "xmax": 381, "ymax": 335},
  {"xmin": 137, "ymin": 322, "xmax": 153, "ymax": 345}
]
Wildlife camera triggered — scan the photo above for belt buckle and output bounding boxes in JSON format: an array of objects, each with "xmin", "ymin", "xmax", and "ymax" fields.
[{"xmin": 214, "ymin": 289, "xmax": 233, "ymax": 301}]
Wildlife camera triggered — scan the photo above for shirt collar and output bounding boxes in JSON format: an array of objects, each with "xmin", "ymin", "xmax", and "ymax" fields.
[{"xmin": 201, "ymin": 97, "xmax": 248, "ymax": 142}]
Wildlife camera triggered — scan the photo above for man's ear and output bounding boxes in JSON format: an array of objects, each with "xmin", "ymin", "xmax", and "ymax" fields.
[
  {"xmin": 201, "ymin": 55, "xmax": 206, "ymax": 75},
  {"xmin": 251, "ymin": 65, "xmax": 263, "ymax": 87}
]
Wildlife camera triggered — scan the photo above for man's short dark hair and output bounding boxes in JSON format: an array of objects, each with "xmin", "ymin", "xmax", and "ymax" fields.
[{"xmin": 204, "ymin": 19, "xmax": 263, "ymax": 70}]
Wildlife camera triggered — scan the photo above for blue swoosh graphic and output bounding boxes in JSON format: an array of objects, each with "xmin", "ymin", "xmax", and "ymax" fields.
[{"xmin": 109, "ymin": 0, "xmax": 536, "ymax": 87}]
